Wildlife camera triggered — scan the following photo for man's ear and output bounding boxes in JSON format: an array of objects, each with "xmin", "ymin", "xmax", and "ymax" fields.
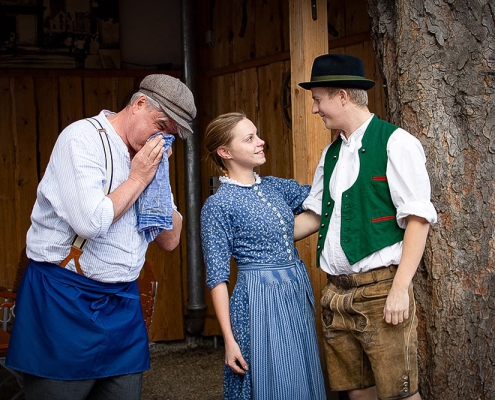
[
  {"xmin": 217, "ymin": 147, "xmax": 232, "ymax": 160},
  {"xmin": 132, "ymin": 95, "xmax": 147, "ymax": 112}
]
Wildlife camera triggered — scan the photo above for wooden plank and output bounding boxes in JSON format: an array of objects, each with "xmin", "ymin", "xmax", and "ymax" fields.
[
  {"xmin": 146, "ymin": 242, "xmax": 185, "ymax": 341},
  {"xmin": 232, "ymin": 0, "xmax": 256, "ymax": 64},
  {"xmin": 83, "ymin": 77, "xmax": 117, "ymax": 117},
  {"xmin": 12, "ymin": 77, "xmax": 38, "ymax": 254},
  {"xmin": 289, "ymin": 0, "xmax": 329, "ymax": 185},
  {"xmin": 0, "ymin": 77, "xmax": 19, "ymax": 287},
  {"xmin": 284, "ymin": 59, "xmax": 294, "ymax": 174},
  {"xmin": 329, "ymin": 32, "xmax": 371, "ymax": 50},
  {"xmin": 234, "ymin": 68, "xmax": 258, "ymax": 121},
  {"xmin": 327, "ymin": 0, "xmax": 346, "ymax": 39},
  {"xmin": 210, "ymin": 0, "xmax": 233, "ymax": 69},
  {"xmin": 59, "ymin": 77, "xmax": 84, "ymax": 129},
  {"xmin": 116, "ymin": 77, "xmax": 137, "ymax": 112},
  {"xmin": 205, "ymin": 52, "xmax": 290, "ymax": 78},
  {"xmin": 211, "ymin": 74, "xmax": 236, "ymax": 117},
  {"xmin": 34, "ymin": 77, "xmax": 60, "ymax": 177},
  {"xmin": 258, "ymin": 61, "xmax": 293, "ymax": 179},
  {"xmin": 346, "ymin": 0, "xmax": 372, "ymax": 35},
  {"xmin": 0, "ymin": 69, "xmax": 181, "ymax": 79}
]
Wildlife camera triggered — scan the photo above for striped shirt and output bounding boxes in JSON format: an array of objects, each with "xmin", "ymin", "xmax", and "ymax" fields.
[{"xmin": 27, "ymin": 110, "xmax": 150, "ymax": 283}]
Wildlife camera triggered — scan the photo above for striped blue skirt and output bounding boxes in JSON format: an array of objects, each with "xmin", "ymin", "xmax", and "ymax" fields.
[{"xmin": 225, "ymin": 260, "xmax": 326, "ymax": 399}]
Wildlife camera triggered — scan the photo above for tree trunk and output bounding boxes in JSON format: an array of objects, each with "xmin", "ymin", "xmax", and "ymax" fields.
[{"xmin": 368, "ymin": 0, "xmax": 495, "ymax": 398}]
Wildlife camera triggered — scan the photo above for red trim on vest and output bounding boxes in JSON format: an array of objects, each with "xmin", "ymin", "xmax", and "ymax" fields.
[
  {"xmin": 372, "ymin": 176, "xmax": 387, "ymax": 181},
  {"xmin": 371, "ymin": 215, "xmax": 395, "ymax": 223}
]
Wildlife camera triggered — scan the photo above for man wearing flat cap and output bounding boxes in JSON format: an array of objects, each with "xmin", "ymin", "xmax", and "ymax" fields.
[
  {"xmin": 297, "ymin": 54, "xmax": 437, "ymax": 400},
  {"xmin": 6, "ymin": 74, "xmax": 197, "ymax": 399}
]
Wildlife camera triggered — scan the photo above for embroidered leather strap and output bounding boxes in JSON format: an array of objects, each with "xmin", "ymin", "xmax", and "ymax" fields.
[{"xmin": 60, "ymin": 118, "xmax": 113, "ymax": 275}]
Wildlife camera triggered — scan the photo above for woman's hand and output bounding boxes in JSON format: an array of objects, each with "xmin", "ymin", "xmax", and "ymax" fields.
[
  {"xmin": 211, "ymin": 283, "xmax": 249, "ymax": 375},
  {"xmin": 224, "ymin": 338, "xmax": 249, "ymax": 375}
]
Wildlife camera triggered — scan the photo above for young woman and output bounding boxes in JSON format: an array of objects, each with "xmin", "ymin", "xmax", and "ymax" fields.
[{"xmin": 200, "ymin": 112, "xmax": 326, "ymax": 400}]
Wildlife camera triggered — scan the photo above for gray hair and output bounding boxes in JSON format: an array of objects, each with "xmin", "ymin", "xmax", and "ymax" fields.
[{"xmin": 128, "ymin": 91, "xmax": 188, "ymax": 138}]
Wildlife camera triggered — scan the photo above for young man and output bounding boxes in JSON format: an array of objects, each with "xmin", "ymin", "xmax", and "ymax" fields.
[
  {"xmin": 298, "ymin": 54, "xmax": 437, "ymax": 400},
  {"xmin": 6, "ymin": 74, "xmax": 196, "ymax": 400}
]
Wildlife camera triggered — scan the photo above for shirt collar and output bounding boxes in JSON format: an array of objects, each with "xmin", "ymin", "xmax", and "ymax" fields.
[{"xmin": 339, "ymin": 114, "xmax": 374, "ymax": 152}]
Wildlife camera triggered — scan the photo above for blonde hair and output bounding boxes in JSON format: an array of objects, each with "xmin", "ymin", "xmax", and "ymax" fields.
[
  {"xmin": 204, "ymin": 111, "xmax": 246, "ymax": 174},
  {"xmin": 325, "ymin": 87, "xmax": 369, "ymax": 107}
]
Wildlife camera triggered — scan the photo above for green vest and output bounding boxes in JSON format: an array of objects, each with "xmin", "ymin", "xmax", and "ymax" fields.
[{"xmin": 316, "ymin": 115, "xmax": 405, "ymax": 266}]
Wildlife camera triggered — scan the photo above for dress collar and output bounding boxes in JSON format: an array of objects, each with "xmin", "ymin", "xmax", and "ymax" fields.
[{"xmin": 219, "ymin": 172, "xmax": 261, "ymax": 187}]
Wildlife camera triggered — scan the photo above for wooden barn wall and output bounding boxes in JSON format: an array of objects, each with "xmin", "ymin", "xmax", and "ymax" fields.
[
  {"xmin": 0, "ymin": 0, "xmax": 386, "ymax": 344},
  {"xmin": 0, "ymin": 70, "xmax": 185, "ymax": 342},
  {"xmin": 195, "ymin": 0, "xmax": 386, "ymax": 337}
]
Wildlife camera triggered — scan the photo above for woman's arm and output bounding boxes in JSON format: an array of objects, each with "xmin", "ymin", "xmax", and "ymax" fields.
[
  {"xmin": 211, "ymin": 282, "xmax": 249, "ymax": 375},
  {"xmin": 294, "ymin": 210, "xmax": 320, "ymax": 241}
]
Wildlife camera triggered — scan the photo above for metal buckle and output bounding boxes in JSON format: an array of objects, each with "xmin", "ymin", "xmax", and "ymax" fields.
[{"xmin": 336, "ymin": 274, "xmax": 354, "ymax": 290}]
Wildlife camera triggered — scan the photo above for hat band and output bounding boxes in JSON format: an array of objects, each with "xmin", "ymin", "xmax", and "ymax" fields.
[{"xmin": 311, "ymin": 75, "xmax": 369, "ymax": 82}]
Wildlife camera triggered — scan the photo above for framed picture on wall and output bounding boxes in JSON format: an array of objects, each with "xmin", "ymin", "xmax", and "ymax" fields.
[{"xmin": 0, "ymin": 0, "xmax": 120, "ymax": 69}]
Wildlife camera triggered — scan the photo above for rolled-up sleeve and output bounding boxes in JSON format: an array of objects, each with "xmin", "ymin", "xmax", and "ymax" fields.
[{"xmin": 387, "ymin": 129, "xmax": 438, "ymax": 228}]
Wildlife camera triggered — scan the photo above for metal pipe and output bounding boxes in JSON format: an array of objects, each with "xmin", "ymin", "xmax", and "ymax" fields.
[{"xmin": 181, "ymin": 0, "xmax": 206, "ymax": 335}]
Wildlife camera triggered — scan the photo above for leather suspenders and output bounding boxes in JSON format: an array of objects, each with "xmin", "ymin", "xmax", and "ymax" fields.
[{"xmin": 59, "ymin": 118, "xmax": 113, "ymax": 275}]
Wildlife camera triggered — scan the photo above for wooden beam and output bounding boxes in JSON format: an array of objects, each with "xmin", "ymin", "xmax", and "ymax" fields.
[
  {"xmin": 0, "ymin": 70, "xmax": 181, "ymax": 78},
  {"xmin": 329, "ymin": 32, "xmax": 371, "ymax": 50},
  {"xmin": 205, "ymin": 52, "xmax": 291, "ymax": 78},
  {"xmin": 289, "ymin": 0, "xmax": 329, "ymax": 372},
  {"xmin": 289, "ymin": 0, "xmax": 328, "ymax": 185}
]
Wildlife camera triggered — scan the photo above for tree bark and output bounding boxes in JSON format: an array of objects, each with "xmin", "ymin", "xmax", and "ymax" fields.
[{"xmin": 368, "ymin": 0, "xmax": 495, "ymax": 398}]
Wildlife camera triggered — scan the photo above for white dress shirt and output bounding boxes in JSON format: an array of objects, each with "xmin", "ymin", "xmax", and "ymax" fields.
[{"xmin": 303, "ymin": 115, "xmax": 437, "ymax": 275}]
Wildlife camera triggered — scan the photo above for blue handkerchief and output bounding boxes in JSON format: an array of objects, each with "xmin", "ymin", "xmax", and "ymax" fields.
[{"xmin": 137, "ymin": 133, "xmax": 176, "ymax": 242}]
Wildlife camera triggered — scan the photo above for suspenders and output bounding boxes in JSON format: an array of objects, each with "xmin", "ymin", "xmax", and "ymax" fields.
[{"xmin": 59, "ymin": 118, "xmax": 113, "ymax": 275}]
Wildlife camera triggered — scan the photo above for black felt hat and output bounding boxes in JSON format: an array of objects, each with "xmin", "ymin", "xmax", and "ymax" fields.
[{"xmin": 299, "ymin": 54, "xmax": 375, "ymax": 90}]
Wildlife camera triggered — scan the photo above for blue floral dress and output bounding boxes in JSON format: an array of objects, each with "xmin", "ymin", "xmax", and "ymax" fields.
[{"xmin": 200, "ymin": 174, "xmax": 326, "ymax": 400}]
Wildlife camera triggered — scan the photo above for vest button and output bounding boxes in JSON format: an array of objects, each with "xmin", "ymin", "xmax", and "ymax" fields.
[
  {"xmin": 333, "ymin": 155, "xmax": 337, "ymax": 159},
  {"xmin": 361, "ymin": 148, "xmax": 366, "ymax": 153},
  {"xmin": 318, "ymin": 234, "xmax": 322, "ymax": 238},
  {"xmin": 327, "ymin": 202, "xmax": 331, "ymax": 206},
  {"xmin": 324, "ymin": 213, "xmax": 328, "ymax": 217},
  {"xmin": 317, "ymin": 245, "xmax": 321, "ymax": 250},
  {"xmin": 321, "ymin": 224, "xmax": 325, "ymax": 227}
]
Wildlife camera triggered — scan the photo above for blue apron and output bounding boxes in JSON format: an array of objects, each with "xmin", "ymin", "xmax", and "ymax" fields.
[{"xmin": 5, "ymin": 260, "xmax": 150, "ymax": 380}]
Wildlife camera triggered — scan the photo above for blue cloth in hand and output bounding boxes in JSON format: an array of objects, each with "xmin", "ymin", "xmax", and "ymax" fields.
[{"xmin": 137, "ymin": 133, "xmax": 175, "ymax": 242}]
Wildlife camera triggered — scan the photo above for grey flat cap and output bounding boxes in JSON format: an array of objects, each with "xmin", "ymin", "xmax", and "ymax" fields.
[{"xmin": 139, "ymin": 74, "xmax": 197, "ymax": 138}]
